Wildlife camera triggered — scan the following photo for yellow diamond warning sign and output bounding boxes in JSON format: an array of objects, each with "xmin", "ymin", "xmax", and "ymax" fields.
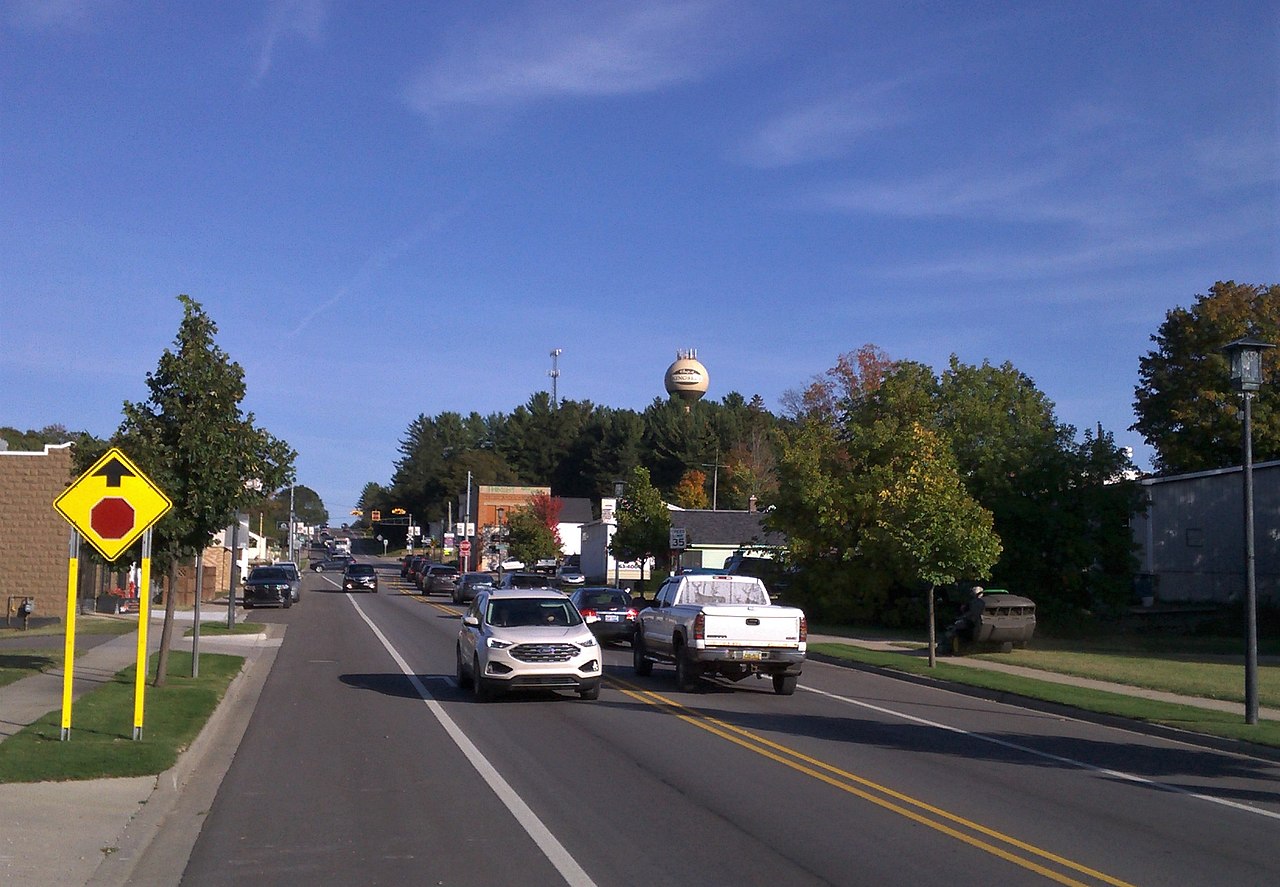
[{"xmin": 54, "ymin": 448, "xmax": 173, "ymax": 561}]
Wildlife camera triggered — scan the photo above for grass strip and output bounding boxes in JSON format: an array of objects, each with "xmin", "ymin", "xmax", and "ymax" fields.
[
  {"xmin": 967, "ymin": 648, "xmax": 1280, "ymax": 708},
  {"xmin": 0, "ymin": 650, "xmax": 244, "ymax": 784},
  {"xmin": 0, "ymin": 619, "xmax": 139, "ymax": 690},
  {"xmin": 0, "ymin": 653, "xmax": 59, "ymax": 690},
  {"xmin": 811, "ymin": 643, "xmax": 1280, "ymax": 749},
  {"xmin": 0, "ymin": 617, "xmax": 138, "ymax": 642},
  {"xmin": 184, "ymin": 622, "xmax": 265, "ymax": 637}
]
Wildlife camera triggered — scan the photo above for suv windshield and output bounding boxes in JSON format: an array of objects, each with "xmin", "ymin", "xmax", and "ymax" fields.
[
  {"xmin": 504, "ymin": 573, "xmax": 551, "ymax": 589},
  {"xmin": 249, "ymin": 567, "xmax": 289, "ymax": 581},
  {"xmin": 345, "ymin": 564, "xmax": 376, "ymax": 576},
  {"xmin": 487, "ymin": 598, "xmax": 582, "ymax": 628}
]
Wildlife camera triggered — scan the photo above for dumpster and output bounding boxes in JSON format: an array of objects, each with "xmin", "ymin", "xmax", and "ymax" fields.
[{"xmin": 940, "ymin": 588, "xmax": 1036, "ymax": 654}]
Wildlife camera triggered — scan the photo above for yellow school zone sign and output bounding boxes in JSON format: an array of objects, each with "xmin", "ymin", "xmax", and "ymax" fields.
[{"xmin": 54, "ymin": 447, "xmax": 173, "ymax": 561}]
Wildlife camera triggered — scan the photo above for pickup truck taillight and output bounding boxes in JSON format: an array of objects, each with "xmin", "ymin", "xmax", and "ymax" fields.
[
  {"xmin": 799, "ymin": 616, "xmax": 808, "ymax": 642},
  {"xmin": 693, "ymin": 612, "xmax": 705, "ymax": 641}
]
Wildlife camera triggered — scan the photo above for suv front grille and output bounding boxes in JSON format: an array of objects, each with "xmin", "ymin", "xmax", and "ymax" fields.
[{"xmin": 511, "ymin": 643, "xmax": 578, "ymax": 663}]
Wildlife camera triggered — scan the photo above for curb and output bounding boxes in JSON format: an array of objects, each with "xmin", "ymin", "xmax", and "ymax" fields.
[
  {"xmin": 807, "ymin": 651, "xmax": 1280, "ymax": 765},
  {"xmin": 85, "ymin": 625, "xmax": 283, "ymax": 886}
]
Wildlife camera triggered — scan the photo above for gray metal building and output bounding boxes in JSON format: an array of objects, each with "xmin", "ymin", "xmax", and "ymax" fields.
[{"xmin": 1132, "ymin": 460, "xmax": 1280, "ymax": 604}]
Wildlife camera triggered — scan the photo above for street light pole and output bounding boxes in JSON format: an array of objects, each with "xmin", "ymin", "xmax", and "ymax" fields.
[
  {"xmin": 1222, "ymin": 336, "xmax": 1274, "ymax": 726},
  {"xmin": 613, "ymin": 479, "xmax": 625, "ymax": 588}
]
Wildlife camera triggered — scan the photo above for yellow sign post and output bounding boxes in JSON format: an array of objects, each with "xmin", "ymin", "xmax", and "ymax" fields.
[{"xmin": 53, "ymin": 448, "xmax": 172, "ymax": 740}]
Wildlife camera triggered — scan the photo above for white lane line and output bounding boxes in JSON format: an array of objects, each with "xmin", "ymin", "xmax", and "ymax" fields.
[
  {"xmin": 802, "ymin": 682, "xmax": 1280, "ymax": 822},
  {"xmin": 348, "ymin": 595, "xmax": 598, "ymax": 887}
]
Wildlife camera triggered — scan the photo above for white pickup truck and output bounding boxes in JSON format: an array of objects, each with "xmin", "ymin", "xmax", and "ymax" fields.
[{"xmin": 632, "ymin": 574, "xmax": 807, "ymax": 695}]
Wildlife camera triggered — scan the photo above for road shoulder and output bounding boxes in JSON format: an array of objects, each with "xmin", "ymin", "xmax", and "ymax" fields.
[{"xmin": 85, "ymin": 626, "xmax": 283, "ymax": 886}]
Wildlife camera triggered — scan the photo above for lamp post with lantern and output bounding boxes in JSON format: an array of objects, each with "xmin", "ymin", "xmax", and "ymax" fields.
[{"xmin": 1221, "ymin": 336, "xmax": 1275, "ymax": 725}]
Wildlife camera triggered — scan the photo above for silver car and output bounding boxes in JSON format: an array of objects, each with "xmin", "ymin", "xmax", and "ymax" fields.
[
  {"xmin": 456, "ymin": 589, "xmax": 601, "ymax": 701},
  {"xmin": 275, "ymin": 561, "xmax": 301, "ymax": 603}
]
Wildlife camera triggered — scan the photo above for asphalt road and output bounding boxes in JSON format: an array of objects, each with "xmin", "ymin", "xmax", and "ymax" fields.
[{"xmin": 178, "ymin": 559, "xmax": 1280, "ymax": 886}]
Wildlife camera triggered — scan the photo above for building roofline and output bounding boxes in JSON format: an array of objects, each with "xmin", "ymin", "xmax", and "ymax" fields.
[
  {"xmin": 1140, "ymin": 459, "xmax": 1280, "ymax": 486},
  {"xmin": 0, "ymin": 442, "xmax": 74, "ymax": 457}
]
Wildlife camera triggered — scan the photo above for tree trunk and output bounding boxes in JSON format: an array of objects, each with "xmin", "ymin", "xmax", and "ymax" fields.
[
  {"xmin": 927, "ymin": 583, "xmax": 937, "ymax": 668},
  {"xmin": 153, "ymin": 560, "xmax": 178, "ymax": 687}
]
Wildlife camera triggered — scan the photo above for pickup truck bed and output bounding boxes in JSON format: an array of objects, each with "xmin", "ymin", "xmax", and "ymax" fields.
[{"xmin": 634, "ymin": 575, "xmax": 807, "ymax": 695}]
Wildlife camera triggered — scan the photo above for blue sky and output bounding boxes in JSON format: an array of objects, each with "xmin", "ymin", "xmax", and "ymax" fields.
[{"xmin": 3, "ymin": 1, "xmax": 1277, "ymax": 520}]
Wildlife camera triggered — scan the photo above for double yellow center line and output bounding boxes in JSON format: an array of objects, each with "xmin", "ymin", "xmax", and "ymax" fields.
[
  {"xmin": 611, "ymin": 678, "xmax": 1134, "ymax": 887},
  {"xmin": 395, "ymin": 580, "xmax": 1128, "ymax": 885}
]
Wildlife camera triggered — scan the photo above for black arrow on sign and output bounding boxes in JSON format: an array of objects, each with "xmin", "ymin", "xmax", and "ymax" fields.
[{"xmin": 94, "ymin": 457, "xmax": 136, "ymax": 488}]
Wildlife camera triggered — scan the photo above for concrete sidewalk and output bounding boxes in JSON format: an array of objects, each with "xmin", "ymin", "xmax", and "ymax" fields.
[
  {"xmin": 808, "ymin": 632, "xmax": 1280, "ymax": 722},
  {"xmin": 0, "ymin": 611, "xmax": 282, "ymax": 887}
]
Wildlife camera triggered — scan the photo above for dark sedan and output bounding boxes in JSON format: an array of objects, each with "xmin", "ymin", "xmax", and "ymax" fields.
[
  {"xmin": 313, "ymin": 553, "xmax": 355, "ymax": 572},
  {"xmin": 422, "ymin": 564, "xmax": 459, "ymax": 596},
  {"xmin": 452, "ymin": 571, "xmax": 495, "ymax": 604},
  {"xmin": 568, "ymin": 587, "xmax": 637, "ymax": 645},
  {"xmin": 342, "ymin": 563, "xmax": 379, "ymax": 593},
  {"xmin": 242, "ymin": 565, "xmax": 295, "ymax": 609}
]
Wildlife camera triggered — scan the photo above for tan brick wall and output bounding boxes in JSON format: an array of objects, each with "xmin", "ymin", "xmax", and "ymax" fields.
[
  {"xmin": 0, "ymin": 444, "xmax": 75, "ymax": 623},
  {"xmin": 1, "ymin": 444, "xmax": 240, "ymax": 623}
]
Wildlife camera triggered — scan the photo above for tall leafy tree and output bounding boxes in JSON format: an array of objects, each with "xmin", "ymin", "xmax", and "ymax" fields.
[
  {"xmin": 561, "ymin": 406, "xmax": 645, "ymax": 499},
  {"xmin": 611, "ymin": 465, "xmax": 670, "ymax": 585},
  {"xmin": 642, "ymin": 398, "xmax": 716, "ymax": 492},
  {"xmin": 506, "ymin": 504, "xmax": 560, "ymax": 566},
  {"xmin": 114, "ymin": 295, "xmax": 294, "ymax": 685},
  {"xmin": 529, "ymin": 491, "xmax": 564, "ymax": 550},
  {"xmin": 1, "ymin": 424, "xmax": 101, "ymax": 452},
  {"xmin": 289, "ymin": 485, "xmax": 328, "ymax": 528},
  {"xmin": 1133, "ymin": 281, "xmax": 1280, "ymax": 474},
  {"xmin": 938, "ymin": 356, "xmax": 1136, "ymax": 616},
  {"xmin": 866, "ymin": 422, "xmax": 1001, "ymax": 660},
  {"xmin": 774, "ymin": 349, "xmax": 1133, "ymax": 622},
  {"xmin": 673, "ymin": 468, "xmax": 710, "ymax": 509}
]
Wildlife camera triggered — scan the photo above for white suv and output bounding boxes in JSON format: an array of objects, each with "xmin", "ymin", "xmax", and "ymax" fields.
[{"xmin": 456, "ymin": 589, "xmax": 601, "ymax": 701}]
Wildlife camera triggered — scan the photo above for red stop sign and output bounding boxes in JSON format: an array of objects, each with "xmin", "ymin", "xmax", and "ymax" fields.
[
  {"xmin": 91, "ymin": 497, "xmax": 136, "ymax": 539},
  {"xmin": 459, "ymin": 540, "xmax": 471, "ymax": 554}
]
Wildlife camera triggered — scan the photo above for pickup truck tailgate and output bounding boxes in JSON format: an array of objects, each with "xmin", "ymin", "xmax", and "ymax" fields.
[{"xmin": 700, "ymin": 606, "xmax": 804, "ymax": 647}]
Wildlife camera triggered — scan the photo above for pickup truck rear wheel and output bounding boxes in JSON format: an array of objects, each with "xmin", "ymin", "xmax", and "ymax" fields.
[
  {"xmin": 772, "ymin": 674, "xmax": 797, "ymax": 696},
  {"xmin": 674, "ymin": 644, "xmax": 699, "ymax": 692},
  {"xmin": 632, "ymin": 634, "xmax": 653, "ymax": 676}
]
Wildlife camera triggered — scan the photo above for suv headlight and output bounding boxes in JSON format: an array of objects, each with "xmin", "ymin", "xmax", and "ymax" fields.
[
  {"xmin": 487, "ymin": 637, "xmax": 513, "ymax": 649},
  {"xmin": 577, "ymin": 636, "xmax": 598, "ymax": 649}
]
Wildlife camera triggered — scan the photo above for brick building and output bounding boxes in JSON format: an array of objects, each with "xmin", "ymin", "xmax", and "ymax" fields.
[
  {"xmin": 0, "ymin": 443, "xmax": 75, "ymax": 623},
  {"xmin": 0, "ymin": 442, "xmax": 238, "ymax": 622}
]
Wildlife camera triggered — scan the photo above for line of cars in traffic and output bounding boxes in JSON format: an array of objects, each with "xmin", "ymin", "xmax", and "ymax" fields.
[{"xmin": 255, "ymin": 550, "xmax": 804, "ymax": 705}]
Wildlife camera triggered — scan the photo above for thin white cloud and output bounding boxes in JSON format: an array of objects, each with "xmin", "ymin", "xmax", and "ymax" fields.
[
  {"xmin": 737, "ymin": 88, "xmax": 907, "ymax": 169},
  {"xmin": 6, "ymin": 0, "xmax": 107, "ymax": 31},
  {"xmin": 405, "ymin": 1, "xmax": 742, "ymax": 114},
  {"xmin": 814, "ymin": 160, "xmax": 1082, "ymax": 223},
  {"xmin": 251, "ymin": 0, "xmax": 328, "ymax": 86}
]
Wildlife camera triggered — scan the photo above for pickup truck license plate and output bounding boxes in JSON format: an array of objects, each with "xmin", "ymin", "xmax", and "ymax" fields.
[{"xmin": 741, "ymin": 650, "xmax": 763, "ymax": 661}]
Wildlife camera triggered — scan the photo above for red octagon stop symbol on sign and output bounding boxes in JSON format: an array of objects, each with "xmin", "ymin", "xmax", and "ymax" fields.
[{"xmin": 91, "ymin": 497, "xmax": 136, "ymax": 540}]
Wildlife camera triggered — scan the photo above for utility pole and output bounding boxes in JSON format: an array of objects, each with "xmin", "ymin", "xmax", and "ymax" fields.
[
  {"xmin": 464, "ymin": 470, "xmax": 472, "ymax": 571},
  {"xmin": 549, "ymin": 348, "xmax": 562, "ymax": 408},
  {"xmin": 701, "ymin": 447, "xmax": 726, "ymax": 511}
]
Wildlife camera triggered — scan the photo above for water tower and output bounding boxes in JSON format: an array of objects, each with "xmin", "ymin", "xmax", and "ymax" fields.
[{"xmin": 664, "ymin": 349, "xmax": 709, "ymax": 412}]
